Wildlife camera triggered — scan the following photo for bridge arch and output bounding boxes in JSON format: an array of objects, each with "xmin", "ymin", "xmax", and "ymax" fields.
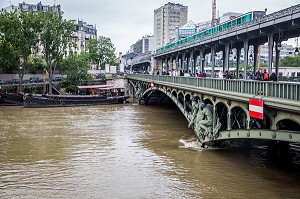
[
  {"xmin": 230, "ymin": 106, "xmax": 247, "ymax": 130},
  {"xmin": 128, "ymin": 75, "xmax": 300, "ymax": 145},
  {"xmin": 276, "ymin": 119, "xmax": 300, "ymax": 131},
  {"xmin": 177, "ymin": 92, "xmax": 185, "ymax": 107},
  {"xmin": 185, "ymin": 94, "xmax": 193, "ymax": 113},
  {"xmin": 216, "ymin": 102, "xmax": 228, "ymax": 131},
  {"xmin": 172, "ymin": 90, "xmax": 177, "ymax": 98},
  {"xmin": 203, "ymin": 98, "xmax": 213, "ymax": 105}
]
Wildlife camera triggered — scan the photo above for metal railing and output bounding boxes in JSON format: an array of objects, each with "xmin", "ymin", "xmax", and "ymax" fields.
[{"xmin": 127, "ymin": 74, "xmax": 300, "ymax": 101}]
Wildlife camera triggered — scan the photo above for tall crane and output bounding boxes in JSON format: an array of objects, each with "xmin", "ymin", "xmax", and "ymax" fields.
[{"xmin": 211, "ymin": 0, "xmax": 217, "ymax": 27}]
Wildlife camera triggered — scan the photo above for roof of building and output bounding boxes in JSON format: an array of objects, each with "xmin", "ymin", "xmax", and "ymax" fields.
[
  {"xmin": 122, "ymin": 52, "xmax": 138, "ymax": 59},
  {"xmin": 179, "ymin": 20, "xmax": 196, "ymax": 30}
]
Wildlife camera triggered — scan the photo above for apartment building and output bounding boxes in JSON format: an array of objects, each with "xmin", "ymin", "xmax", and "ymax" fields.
[
  {"xmin": 2, "ymin": 2, "xmax": 61, "ymax": 13},
  {"xmin": 130, "ymin": 35, "xmax": 154, "ymax": 55},
  {"xmin": 154, "ymin": 2, "xmax": 187, "ymax": 49},
  {"xmin": 69, "ymin": 19, "xmax": 97, "ymax": 55},
  {"xmin": 1, "ymin": 2, "xmax": 97, "ymax": 56}
]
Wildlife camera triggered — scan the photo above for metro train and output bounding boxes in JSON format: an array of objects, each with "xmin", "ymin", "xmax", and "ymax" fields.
[{"xmin": 156, "ymin": 11, "xmax": 266, "ymax": 53}]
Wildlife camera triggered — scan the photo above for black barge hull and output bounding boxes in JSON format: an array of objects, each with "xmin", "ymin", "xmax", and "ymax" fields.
[{"xmin": 23, "ymin": 95, "xmax": 129, "ymax": 108}]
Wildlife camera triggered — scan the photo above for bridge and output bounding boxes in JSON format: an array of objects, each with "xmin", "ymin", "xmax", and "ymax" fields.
[
  {"xmin": 129, "ymin": 4, "xmax": 300, "ymax": 78},
  {"xmin": 127, "ymin": 74, "xmax": 300, "ymax": 146}
]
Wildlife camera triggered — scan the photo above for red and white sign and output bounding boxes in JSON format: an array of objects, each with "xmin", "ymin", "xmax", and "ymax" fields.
[
  {"xmin": 150, "ymin": 81, "xmax": 154, "ymax": 88},
  {"xmin": 249, "ymin": 99, "xmax": 264, "ymax": 120}
]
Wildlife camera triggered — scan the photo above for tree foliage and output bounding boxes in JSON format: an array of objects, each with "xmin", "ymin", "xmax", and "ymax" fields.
[
  {"xmin": 0, "ymin": 10, "xmax": 42, "ymax": 88},
  {"xmin": 280, "ymin": 54, "xmax": 300, "ymax": 68},
  {"xmin": 28, "ymin": 56, "xmax": 46, "ymax": 74},
  {"xmin": 0, "ymin": 9, "xmax": 117, "ymax": 94},
  {"xmin": 0, "ymin": 38, "xmax": 19, "ymax": 74},
  {"xmin": 87, "ymin": 36, "xmax": 116, "ymax": 70},
  {"xmin": 39, "ymin": 11, "xmax": 75, "ymax": 94},
  {"xmin": 59, "ymin": 52, "xmax": 92, "ymax": 93}
]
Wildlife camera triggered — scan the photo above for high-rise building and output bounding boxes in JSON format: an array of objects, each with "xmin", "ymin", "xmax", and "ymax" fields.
[
  {"xmin": 154, "ymin": 2, "xmax": 187, "ymax": 49},
  {"xmin": 130, "ymin": 35, "xmax": 154, "ymax": 55}
]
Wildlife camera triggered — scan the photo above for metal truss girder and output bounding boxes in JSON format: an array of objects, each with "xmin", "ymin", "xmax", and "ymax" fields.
[{"xmin": 216, "ymin": 129, "xmax": 300, "ymax": 143}]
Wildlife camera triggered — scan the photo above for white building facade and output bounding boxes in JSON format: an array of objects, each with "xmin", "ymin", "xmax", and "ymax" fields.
[
  {"xmin": 130, "ymin": 35, "xmax": 154, "ymax": 55},
  {"xmin": 154, "ymin": 2, "xmax": 187, "ymax": 49}
]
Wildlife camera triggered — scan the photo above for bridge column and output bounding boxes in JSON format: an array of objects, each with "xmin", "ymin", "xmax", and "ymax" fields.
[
  {"xmin": 170, "ymin": 56, "xmax": 174, "ymax": 73},
  {"xmin": 227, "ymin": 112, "xmax": 231, "ymax": 130},
  {"xmin": 193, "ymin": 51, "xmax": 198, "ymax": 76},
  {"xmin": 236, "ymin": 44, "xmax": 241, "ymax": 78},
  {"xmin": 246, "ymin": 115, "xmax": 250, "ymax": 129},
  {"xmin": 189, "ymin": 51, "xmax": 194, "ymax": 76},
  {"xmin": 211, "ymin": 47, "xmax": 216, "ymax": 78},
  {"xmin": 176, "ymin": 54, "xmax": 179, "ymax": 75},
  {"xmin": 267, "ymin": 33, "xmax": 274, "ymax": 74},
  {"xmin": 243, "ymin": 39, "xmax": 249, "ymax": 80},
  {"xmin": 182, "ymin": 53, "xmax": 186, "ymax": 73},
  {"xmin": 183, "ymin": 95, "xmax": 186, "ymax": 113},
  {"xmin": 213, "ymin": 105, "xmax": 216, "ymax": 128},
  {"xmin": 224, "ymin": 43, "xmax": 230, "ymax": 72},
  {"xmin": 199, "ymin": 50, "xmax": 204, "ymax": 73},
  {"xmin": 160, "ymin": 59, "xmax": 164, "ymax": 74},
  {"xmin": 186, "ymin": 52, "xmax": 191, "ymax": 75},
  {"xmin": 164, "ymin": 57, "xmax": 168, "ymax": 72},
  {"xmin": 275, "ymin": 41, "xmax": 281, "ymax": 77},
  {"xmin": 253, "ymin": 43, "xmax": 259, "ymax": 75},
  {"xmin": 179, "ymin": 55, "xmax": 183, "ymax": 75},
  {"xmin": 222, "ymin": 49, "xmax": 225, "ymax": 71},
  {"xmin": 167, "ymin": 57, "xmax": 170, "ymax": 72}
]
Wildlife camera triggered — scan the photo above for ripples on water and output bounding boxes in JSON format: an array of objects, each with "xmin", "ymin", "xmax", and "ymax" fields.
[{"xmin": 0, "ymin": 105, "xmax": 300, "ymax": 199}]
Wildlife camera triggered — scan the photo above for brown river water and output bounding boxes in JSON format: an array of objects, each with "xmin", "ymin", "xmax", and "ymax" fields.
[{"xmin": 0, "ymin": 104, "xmax": 300, "ymax": 199}]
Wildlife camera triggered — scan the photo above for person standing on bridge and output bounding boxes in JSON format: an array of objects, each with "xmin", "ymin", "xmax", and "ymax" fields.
[
  {"xmin": 263, "ymin": 69, "xmax": 269, "ymax": 81},
  {"xmin": 270, "ymin": 72, "xmax": 278, "ymax": 81},
  {"xmin": 180, "ymin": 68, "xmax": 184, "ymax": 76},
  {"xmin": 198, "ymin": 71, "xmax": 203, "ymax": 78},
  {"xmin": 255, "ymin": 70, "xmax": 262, "ymax": 80}
]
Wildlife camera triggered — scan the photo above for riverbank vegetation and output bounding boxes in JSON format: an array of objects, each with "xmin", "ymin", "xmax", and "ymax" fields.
[{"xmin": 0, "ymin": 9, "xmax": 116, "ymax": 94}]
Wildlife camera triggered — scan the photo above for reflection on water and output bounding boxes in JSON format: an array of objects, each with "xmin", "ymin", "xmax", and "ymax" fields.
[{"xmin": 0, "ymin": 105, "xmax": 300, "ymax": 199}]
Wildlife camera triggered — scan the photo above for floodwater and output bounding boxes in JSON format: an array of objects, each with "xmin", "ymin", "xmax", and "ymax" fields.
[{"xmin": 0, "ymin": 104, "xmax": 300, "ymax": 199}]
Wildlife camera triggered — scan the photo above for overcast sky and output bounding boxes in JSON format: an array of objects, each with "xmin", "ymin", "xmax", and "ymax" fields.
[{"xmin": 0, "ymin": 0, "xmax": 299, "ymax": 55}]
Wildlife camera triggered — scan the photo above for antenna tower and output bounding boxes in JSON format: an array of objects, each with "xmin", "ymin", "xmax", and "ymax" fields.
[{"xmin": 211, "ymin": 0, "xmax": 216, "ymax": 27}]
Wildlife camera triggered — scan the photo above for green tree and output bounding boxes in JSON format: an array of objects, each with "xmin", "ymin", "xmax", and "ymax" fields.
[
  {"xmin": 0, "ymin": 10, "xmax": 42, "ymax": 90},
  {"xmin": 0, "ymin": 38, "xmax": 19, "ymax": 74},
  {"xmin": 280, "ymin": 54, "xmax": 300, "ymax": 68},
  {"xmin": 59, "ymin": 52, "xmax": 92, "ymax": 93},
  {"xmin": 28, "ymin": 56, "xmax": 46, "ymax": 74},
  {"xmin": 39, "ymin": 11, "xmax": 75, "ymax": 94},
  {"xmin": 87, "ymin": 36, "xmax": 116, "ymax": 70}
]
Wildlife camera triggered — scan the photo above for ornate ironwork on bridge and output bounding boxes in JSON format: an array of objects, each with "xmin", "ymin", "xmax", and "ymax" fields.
[{"xmin": 127, "ymin": 74, "xmax": 300, "ymax": 146}]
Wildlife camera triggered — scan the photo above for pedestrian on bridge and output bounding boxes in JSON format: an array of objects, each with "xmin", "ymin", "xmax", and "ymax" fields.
[
  {"xmin": 198, "ymin": 71, "xmax": 204, "ymax": 78},
  {"xmin": 254, "ymin": 70, "xmax": 262, "ymax": 80},
  {"xmin": 263, "ymin": 69, "xmax": 269, "ymax": 81},
  {"xmin": 270, "ymin": 72, "xmax": 278, "ymax": 81}
]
